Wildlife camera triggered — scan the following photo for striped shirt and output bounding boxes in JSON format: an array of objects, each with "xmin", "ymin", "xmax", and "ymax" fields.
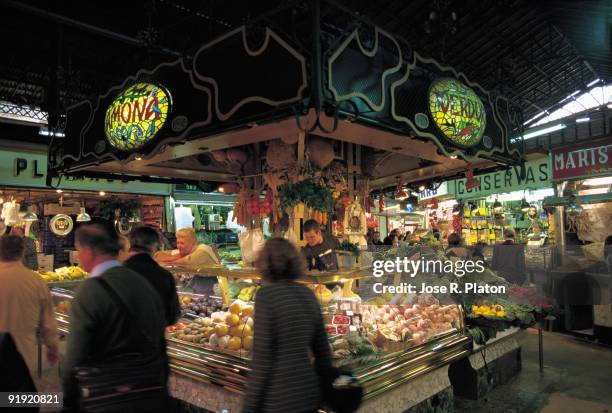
[{"xmin": 243, "ymin": 282, "xmax": 333, "ymax": 413}]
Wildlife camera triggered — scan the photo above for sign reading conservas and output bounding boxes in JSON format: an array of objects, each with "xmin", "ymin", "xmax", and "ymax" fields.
[
  {"xmin": 450, "ymin": 158, "xmax": 550, "ymax": 199},
  {"xmin": 104, "ymin": 82, "xmax": 171, "ymax": 151},
  {"xmin": 550, "ymin": 141, "xmax": 611, "ymax": 181},
  {"xmin": 428, "ymin": 78, "xmax": 486, "ymax": 148}
]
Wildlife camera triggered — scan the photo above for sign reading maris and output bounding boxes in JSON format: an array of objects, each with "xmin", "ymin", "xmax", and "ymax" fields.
[
  {"xmin": 429, "ymin": 78, "xmax": 486, "ymax": 148},
  {"xmin": 551, "ymin": 141, "xmax": 611, "ymax": 181},
  {"xmin": 104, "ymin": 82, "xmax": 171, "ymax": 151}
]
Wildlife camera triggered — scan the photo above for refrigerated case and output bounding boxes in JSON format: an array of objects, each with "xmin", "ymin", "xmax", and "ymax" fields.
[{"xmin": 49, "ymin": 264, "xmax": 470, "ymax": 409}]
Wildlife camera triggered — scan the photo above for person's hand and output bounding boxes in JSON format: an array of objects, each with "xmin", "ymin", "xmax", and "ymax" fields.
[{"xmin": 47, "ymin": 346, "xmax": 59, "ymax": 365}]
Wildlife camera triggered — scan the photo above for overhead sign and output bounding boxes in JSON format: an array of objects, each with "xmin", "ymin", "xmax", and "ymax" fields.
[
  {"xmin": 450, "ymin": 158, "xmax": 550, "ymax": 199},
  {"xmin": 428, "ymin": 78, "xmax": 486, "ymax": 147},
  {"xmin": 0, "ymin": 148, "xmax": 171, "ymax": 195},
  {"xmin": 550, "ymin": 141, "xmax": 611, "ymax": 181},
  {"xmin": 417, "ymin": 182, "xmax": 449, "ymax": 201},
  {"xmin": 104, "ymin": 82, "xmax": 171, "ymax": 151}
]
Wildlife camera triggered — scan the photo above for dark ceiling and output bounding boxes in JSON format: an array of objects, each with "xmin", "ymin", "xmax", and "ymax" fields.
[{"xmin": 0, "ymin": 0, "xmax": 610, "ymax": 143}]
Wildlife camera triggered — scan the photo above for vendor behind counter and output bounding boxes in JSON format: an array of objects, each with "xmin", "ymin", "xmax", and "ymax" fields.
[
  {"xmin": 155, "ymin": 227, "xmax": 220, "ymax": 266},
  {"xmin": 301, "ymin": 219, "xmax": 338, "ymax": 272}
]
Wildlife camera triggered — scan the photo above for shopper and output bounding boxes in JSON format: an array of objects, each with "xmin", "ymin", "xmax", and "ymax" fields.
[
  {"xmin": 302, "ymin": 219, "xmax": 338, "ymax": 271},
  {"xmin": 446, "ymin": 233, "xmax": 469, "ymax": 258},
  {"xmin": 492, "ymin": 228, "xmax": 526, "ymax": 285},
  {"xmin": 62, "ymin": 222, "xmax": 167, "ymax": 411},
  {"xmin": 0, "ymin": 235, "xmax": 58, "ymax": 391},
  {"xmin": 155, "ymin": 227, "xmax": 220, "ymax": 266},
  {"xmin": 0, "ymin": 332, "xmax": 38, "ymax": 396},
  {"xmin": 124, "ymin": 226, "xmax": 181, "ymax": 326},
  {"xmin": 10, "ymin": 226, "xmax": 38, "ymax": 270},
  {"xmin": 244, "ymin": 238, "xmax": 334, "ymax": 413},
  {"xmin": 383, "ymin": 229, "xmax": 398, "ymax": 246}
]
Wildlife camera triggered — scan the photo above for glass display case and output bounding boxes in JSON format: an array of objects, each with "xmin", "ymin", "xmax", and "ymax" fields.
[{"xmin": 48, "ymin": 264, "xmax": 470, "ymax": 400}]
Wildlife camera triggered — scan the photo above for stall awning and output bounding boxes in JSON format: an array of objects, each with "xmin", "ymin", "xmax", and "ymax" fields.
[{"xmin": 543, "ymin": 193, "xmax": 612, "ymax": 207}]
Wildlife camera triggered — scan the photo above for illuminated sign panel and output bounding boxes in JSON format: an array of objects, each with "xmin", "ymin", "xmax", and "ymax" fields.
[
  {"xmin": 104, "ymin": 83, "xmax": 171, "ymax": 151},
  {"xmin": 428, "ymin": 78, "xmax": 486, "ymax": 147}
]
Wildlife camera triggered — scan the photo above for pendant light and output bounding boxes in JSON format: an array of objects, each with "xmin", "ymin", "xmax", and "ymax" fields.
[
  {"xmin": 23, "ymin": 205, "xmax": 38, "ymax": 222},
  {"xmin": 23, "ymin": 192, "xmax": 38, "ymax": 222},
  {"xmin": 76, "ymin": 201, "xmax": 91, "ymax": 222}
]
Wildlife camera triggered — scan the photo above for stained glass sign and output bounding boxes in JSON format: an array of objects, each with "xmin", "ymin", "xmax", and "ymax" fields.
[
  {"xmin": 104, "ymin": 83, "xmax": 171, "ymax": 151},
  {"xmin": 428, "ymin": 78, "xmax": 486, "ymax": 147}
]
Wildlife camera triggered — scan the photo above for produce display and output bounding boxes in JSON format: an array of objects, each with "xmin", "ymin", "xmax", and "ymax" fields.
[
  {"xmin": 179, "ymin": 293, "xmax": 224, "ymax": 318},
  {"xmin": 361, "ymin": 303, "xmax": 461, "ymax": 348},
  {"xmin": 219, "ymin": 248, "xmax": 242, "ymax": 263},
  {"xmin": 168, "ymin": 300, "xmax": 254, "ymax": 354},
  {"xmin": 37, "ymin": 266, "xmax": 88, "ymax": 282}
]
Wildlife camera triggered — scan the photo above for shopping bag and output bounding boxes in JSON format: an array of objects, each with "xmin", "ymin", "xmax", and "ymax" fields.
[{"xmin": 239, "ymin": 228, "xmax": 265, "ymax": 266}]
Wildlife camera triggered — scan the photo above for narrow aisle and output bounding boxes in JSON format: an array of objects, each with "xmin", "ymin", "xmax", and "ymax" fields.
[{"xmin": 455, "ymin": 329, "xmax": 612, "ymax": 413}]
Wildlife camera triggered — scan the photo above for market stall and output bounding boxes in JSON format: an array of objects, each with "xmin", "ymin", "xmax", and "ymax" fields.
[
  {"xmin": 45, "ymin": 1, "xmax": 527, "ymax": 411},
  {"xmin": 543, "ymin": 139, "xmax": 612, "ymax": 343}
]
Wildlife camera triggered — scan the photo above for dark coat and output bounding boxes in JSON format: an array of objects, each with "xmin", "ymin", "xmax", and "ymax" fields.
[
  {"xmin": 491, "ymin": 241, "xmax": 526, "ymax": 285},
  {"xmin": 0, "ymin": 332, "xmax": 37, "ymax": 392},
  {"xmin": 124, "ymin": 253, "xmax": 181, "ymax": 326},
  {"xmin": 61, "ymin": 266, "xmax": 167, "ymax": 409},
  {"xmin": 243, "ymin": 283, "xmax": 333, "ymax": 413}
]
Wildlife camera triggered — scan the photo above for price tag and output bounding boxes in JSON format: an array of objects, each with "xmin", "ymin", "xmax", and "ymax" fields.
[
  {"xmin": 349, "ymin": 325, "xmax": 358, "ymax": 332},
  {"xmin": 345, "ymin": 310, "xmax": 354, "ymax": 316}
]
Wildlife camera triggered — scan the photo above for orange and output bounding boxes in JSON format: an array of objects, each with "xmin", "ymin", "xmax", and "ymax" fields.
[
  {"xmin": 214, "ymin": 324, "xmax": 229, "ymax": 337},
  {"xmin": 226, "ymin": 313, "xmax": 240, "ymax": 326},
  {"xmin": 241, "ymin": 306, "xmax": 254, "ymax": 318},
  {"xmin": 242, "ymin": 335, "xmax": 253, "ymax": 350},
  {"xmin": 228, "ymin": 336, "xmax": 242, "ymax": 350},
  {"xmin": 229, "ymin": 302, "xmax": 242, "ymax": 315},
  {"xmin": 229, "ymin": 324, "xmax": 252, "ymax": 338}
]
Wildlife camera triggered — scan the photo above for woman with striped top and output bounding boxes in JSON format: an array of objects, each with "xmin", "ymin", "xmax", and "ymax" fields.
[{"xmin": 243, "ymin": 238, "xmax": 333, "ymax": 413}]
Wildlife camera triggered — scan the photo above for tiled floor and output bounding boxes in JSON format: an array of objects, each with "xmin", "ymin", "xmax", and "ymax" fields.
[{"xmin": 456, "ymin": 329, "xmax": 612, "ymax": 413}]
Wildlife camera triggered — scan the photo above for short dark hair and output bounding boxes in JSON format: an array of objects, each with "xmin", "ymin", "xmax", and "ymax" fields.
[
  {"xmin": 129, "ymin": 226, "xmax": 161, "ymax": 253},
  {"xmin": 303, "ymin": 219, "xmax": 320, "ymax": 233},
  {"xmin": 447, "ymin": 233, "xmax": 462, "ymax": 246},
  {"xmin": 0, "ymin": 235, "xmax": 24, "ymax": 262},
  {"xmin": 256, "ymin": 238, "xmax": 305, "ymax": 282},
  {"xmin": 75, "ymin": 222, "xmax": 121, "ymax": 256}
]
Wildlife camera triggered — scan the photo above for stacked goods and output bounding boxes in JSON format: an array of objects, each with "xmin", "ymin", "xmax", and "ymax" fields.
[
  {"xmin": 326, "ymin": 314, "xmax": 350, "ymax": 336},
  {"xmin": 37, "ymin": 266, "xmax": 88, "ymax": 282},
  {"xmin": 361, "ymin": 304, "xmax": 460, "ymax": 347},
  {"xmin": 313, "ymin": 284, "xmax": 334, "ymax": 305},
  {"xmin": 179, "ymin": 294, "xmax": 223, "ymax": 318},
  {"xmin": 168, "ymin": 300, "xmax": 254, "ymax": 352}
]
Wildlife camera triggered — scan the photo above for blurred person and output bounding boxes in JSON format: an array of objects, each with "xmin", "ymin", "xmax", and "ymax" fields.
[
  {"xmin": 62, "ymin": 222, "xmax": 167, "ymax": 411},
  {"xmin": 124, "ymin": 226, "xmax": 180, "ymax": 326},
  {"xmin": 301, "ymin": 219, "xmax": 338, "ymax": 272},
  {"xmin": 0, "ymin": 235, "xmax": 58, "ymax": 391},
  {"xmin": 446, "ymin": 233, "xmax": 469, "ymax": 258},
  {"xmin": 244, "ymin": 238, "xmax": 334, "ymax": 413},
  {"xmin": 471, "ymin": 241, "xmax": 487, "ymax": 263},
  {"xmin": 383, "ymin": 229, "xmax": 398, "ymax": 246},
  {"xmin": 117, "ymin": 235, "xmax": 131, "ymax": 262},
  {"xmin": 0, "ymin": 332, "xmax": 37, "ymax": 397},
  {"xmin": 10, "ymin": 226, "xmax": 38, "ymax": 270},
  {"xmin": 371, "ymin": 231, "xmax": 383, "ymax": 245},
  {"xmin": 155, "ymin": 227, "xmax": 220, "ymax": 266},
  {"xmin": 492, "ymin": 228, "xmax": 526, "ymax": 285}
]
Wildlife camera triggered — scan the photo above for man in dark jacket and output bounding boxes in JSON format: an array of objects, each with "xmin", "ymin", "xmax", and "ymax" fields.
[
  {"xmin": 124, "ymin": 226, "xmax": 180, "ymax": 326},
  {"xmin": 492, "ymin": 228, "xmax": 526, "ymax": 285},
  {"xmin": 62, "ymin": 222, "xmax": 167, "ymax": 411}
]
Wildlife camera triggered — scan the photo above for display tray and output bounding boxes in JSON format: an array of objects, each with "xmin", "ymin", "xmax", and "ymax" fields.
[
  {"xmin": 166, "ymin": 330, "xmax": 471, "ymax": 399},
  {"xmin": 165, "ymin": 263, "xmax": 372, "ymax": 284}
]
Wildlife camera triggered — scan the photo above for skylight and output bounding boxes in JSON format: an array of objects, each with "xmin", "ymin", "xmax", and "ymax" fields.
[{"xmin": 526, "ymin": 82, "xmax": 612, "ymax": 127}]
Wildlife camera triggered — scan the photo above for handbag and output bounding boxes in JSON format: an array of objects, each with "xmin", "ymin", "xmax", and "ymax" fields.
[
  {"xmin": 72, "ymin": 277, "xmax": 167, "ymax": 412},
  {"xmin": 320, "ymin": 366, "xmax": 363, "ymax": 413}
]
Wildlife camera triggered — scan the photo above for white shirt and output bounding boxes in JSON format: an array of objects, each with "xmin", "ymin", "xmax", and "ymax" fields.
[{"xmin": 89, "ymin": 260, "xmax": 122, "ymax": 278}]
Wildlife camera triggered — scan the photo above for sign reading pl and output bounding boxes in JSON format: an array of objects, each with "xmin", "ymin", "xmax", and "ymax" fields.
[{"xmin": 551, "ymin": 142, "xmax": 611, "ymax": 181}]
